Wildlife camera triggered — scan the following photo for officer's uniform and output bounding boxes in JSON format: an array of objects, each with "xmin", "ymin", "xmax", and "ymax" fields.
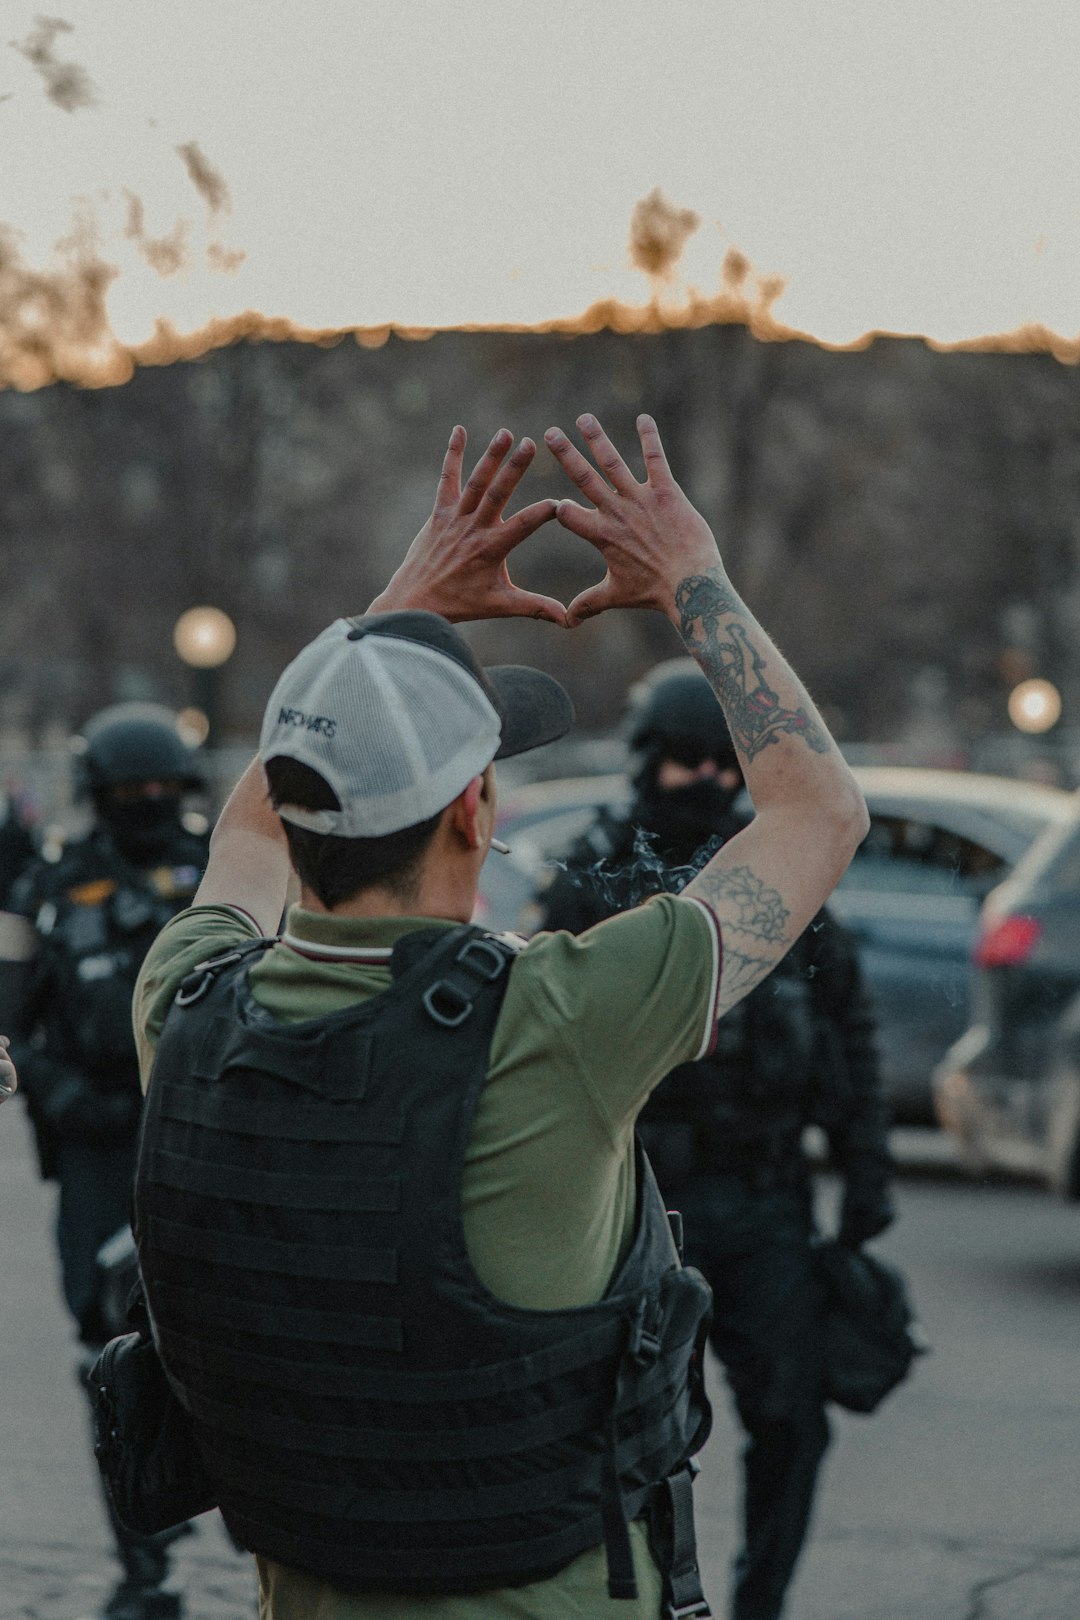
[
  {"xmin": 0, "ymin": 705, "xmax": 209, "ymax": 1620},
  {"xmin": 539, "ymin": 808, "xmax": 894, "ymax": 1620},
  {"xmin": 9, "ymin": 824, "xmax": 206, "ymax": 1336}
]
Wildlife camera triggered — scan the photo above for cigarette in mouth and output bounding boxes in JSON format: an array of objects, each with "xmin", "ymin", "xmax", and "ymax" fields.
[{"xmin": 489, "ymin": 837, "xmax": 512, "ymax": 855}]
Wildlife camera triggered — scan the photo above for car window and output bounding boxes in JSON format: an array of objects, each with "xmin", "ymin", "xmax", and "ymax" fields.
[{"xmin": 838, "ymin": 814, "xmax": 1009, "ymax": 897}]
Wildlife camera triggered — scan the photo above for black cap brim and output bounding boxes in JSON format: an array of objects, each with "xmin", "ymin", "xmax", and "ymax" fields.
[{"xmin": 487, "ymin": 666, "xmax": 576, "ymax": 759}]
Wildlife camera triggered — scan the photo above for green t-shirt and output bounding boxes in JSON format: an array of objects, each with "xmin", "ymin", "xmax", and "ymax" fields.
[{"xmin": 133, "ymin": 893, "xmax": 722, "ymax": 1620}]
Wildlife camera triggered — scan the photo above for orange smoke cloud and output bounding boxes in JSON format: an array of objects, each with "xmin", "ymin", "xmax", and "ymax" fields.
[
  {"xmin": 0, "ymin": 213, "xmax": 117, "ymax": 390},
  {"xmin": 123, "ymin": 192, "xmax": 189, "ymax": 278},
  {"xmin": 10, "ymin": 15, "xmax": 96, "ymax": 112},
  {"xmin": 176, "ymin": 141, "xmax": 231, "ymax": 216},
  {"xmin": 628, "ymin": 187, "xmax": 701, "ymax": 281},
  {"xmin": 0, "ymin": 178, "xmax": 1079, "ymax": 391},
  {"xmin": 722, "ymin": 248, "xmax": 750, "ymax": 290}
]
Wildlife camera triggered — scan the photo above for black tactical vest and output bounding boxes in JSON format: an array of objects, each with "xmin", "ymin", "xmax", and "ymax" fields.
[{"xmin": 134, "ymin": 925, "xmax": 712, "ymax": 1598}]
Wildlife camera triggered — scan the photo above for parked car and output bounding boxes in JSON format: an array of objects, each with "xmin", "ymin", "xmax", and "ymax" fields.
[
  {"xmin": 934, "ymin": 796, "xmax": 1080, "ymax": 1194},
  {"xmin": 477, "ymin": 766, "xmax": 1074, "ymax": 1122}
]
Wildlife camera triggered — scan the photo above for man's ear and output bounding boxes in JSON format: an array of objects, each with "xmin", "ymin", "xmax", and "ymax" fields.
[{"xmin": 450, "ymin": 776, "xmax": 484, "ymax": 851}]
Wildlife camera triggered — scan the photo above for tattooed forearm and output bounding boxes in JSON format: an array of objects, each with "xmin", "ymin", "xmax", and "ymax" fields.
[
  {"xmin": 687, "ymin": 863, "xmax": 790, "ymax": 941},
  {"xmin": 674, "ymin": 569, "xmax": 830, "ymax": 760},
  {"xmin": 714, "ymin": 945, "xmax": 779, "ymax": 1014}
]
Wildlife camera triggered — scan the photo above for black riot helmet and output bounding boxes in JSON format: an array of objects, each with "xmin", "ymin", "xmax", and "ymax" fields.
[
  {"xmin": 77, "ymin": 704, "xmax": 205, "ymax": 796},
  {"xmin": 625, "ymin": 659, "xmax": 745, "ymax": 853},
  {"xmin": 75, "ymin": 704, "xmax": 205, "ymax": 857},
  {"xmin": 627, "ymin": 658, "xmax": 741, "ymax": 774}
]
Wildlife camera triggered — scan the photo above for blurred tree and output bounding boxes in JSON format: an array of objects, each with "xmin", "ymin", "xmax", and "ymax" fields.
[{"xmin": 1, "ymin": 326, "xmax": 1079, "ymax": 754}]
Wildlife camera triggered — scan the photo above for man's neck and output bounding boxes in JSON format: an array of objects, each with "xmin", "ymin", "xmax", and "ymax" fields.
[{"xmin": 298, "ymin": 876, "xmax": 476, "ymax": 925}]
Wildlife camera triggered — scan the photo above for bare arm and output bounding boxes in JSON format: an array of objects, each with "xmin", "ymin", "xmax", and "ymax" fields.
[
  {"xmin": 191, "ymin": 758, "xmax": 291, "ymax": 936},
  {"xmin": 545, "ymin": 412, "xmax": 868, "ymax": 1016}
]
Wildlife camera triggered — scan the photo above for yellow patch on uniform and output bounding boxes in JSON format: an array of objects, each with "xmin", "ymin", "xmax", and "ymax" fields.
[
  {"xmin": 150, "ymin": 866, "xmax": 196, "ymax": 899},
  {"xmin": 68, "ymin": 879, "xmax": 117, "ymax": 906}
]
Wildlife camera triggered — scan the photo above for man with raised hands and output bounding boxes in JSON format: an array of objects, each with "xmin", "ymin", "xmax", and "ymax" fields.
[{"xmin": 130, "ymin": 416, "xmax": 866, "ymax": 1620}]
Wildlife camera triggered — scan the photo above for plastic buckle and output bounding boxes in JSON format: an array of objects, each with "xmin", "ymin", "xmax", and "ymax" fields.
[
  {"xmin": 665, "ymin": 1600, "xmax": 712, "ymax": 1619},
  {"xmin": 627, "ymin": 1296, "xmax": 662, "ymax": 1364},
  {"xmin": 176, "ymin": 949, "xmax": 244, "ymax": 1006},
  {"xmin": 422, "ymin": 979, "xmax": 473, "ymax": 1028},
  {"xmin": 455, "ymin": 936, "xmax": 508, "ymax": 981}
]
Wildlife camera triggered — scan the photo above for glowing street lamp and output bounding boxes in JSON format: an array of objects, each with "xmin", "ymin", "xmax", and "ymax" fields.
[
  {"xmin": 173, "ymin": 606, "xmax": 237, "ymax": 669},
  {"xmin": 1007, "ymin": 678, "xmax": 1061, "ymax": 735},
  {"xmin": 173, "ymin": 606, "xmax": 237, "ymax": 748}
]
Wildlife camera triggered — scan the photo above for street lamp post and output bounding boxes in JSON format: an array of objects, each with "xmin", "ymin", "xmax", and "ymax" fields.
[
  {"xmin": 172, "ymin": 606, "xmax": 237, "ymax": 752},
  {"xmin": 1007, "ymin": 677, "xmax": 1062, "ymax": 736}
]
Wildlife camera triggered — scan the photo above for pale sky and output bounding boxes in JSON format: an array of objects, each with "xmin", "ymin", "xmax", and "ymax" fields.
[{"xmin": 2, "ymin": 0, "xmax": 1079, "ymax": 358}]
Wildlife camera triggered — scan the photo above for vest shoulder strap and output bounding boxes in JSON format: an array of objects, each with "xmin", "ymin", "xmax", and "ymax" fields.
[{"xmin": 175, "ymin": 936, "xmax": 279, "ymax": 1007}]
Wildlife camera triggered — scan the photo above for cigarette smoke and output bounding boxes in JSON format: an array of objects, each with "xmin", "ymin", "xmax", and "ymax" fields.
[
  {"xmin": 556, "ymin": 828, "xmax": 724, "ymax": 912},
  {"xmin": 10, "ymin": 15, "xmax": 96, "ymax": 112}
]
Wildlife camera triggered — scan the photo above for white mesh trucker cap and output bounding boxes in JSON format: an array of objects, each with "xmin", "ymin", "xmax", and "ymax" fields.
[{"xmin": 260, "ymin": 612, "xmax": 575, "ymax": 838}]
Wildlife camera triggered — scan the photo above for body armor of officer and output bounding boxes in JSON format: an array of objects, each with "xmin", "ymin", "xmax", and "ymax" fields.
[
  {"xmin": 538, "ymin": 661, "xmax": 894, "ymax": 1620},
  {"xmin": 0, "ymin": 704, "xmax": 209, "ymax": 1620}
]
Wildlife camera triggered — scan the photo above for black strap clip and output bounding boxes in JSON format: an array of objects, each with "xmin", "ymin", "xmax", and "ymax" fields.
[
  {"xmin": 627, "ymin": 1295, "xmax": 663, "ymax": 1365},
  {"xmin": 654, "ymin": 1467, "xmax": 713, "ymax": 1619},
  {"xmin": 175, "ymin": 938, "xmax": 277, "ymax": 1007},
  {"xmin": 422, "ymin": 979, "xmax": 474, "ymax": 1028},
  {"xmin": 455, "ymin": 935, "xmax": 510, "ymax": 981},
  {"xmin": 421, "ymin": 932, "xmax": 513, "ymax": 1027}
]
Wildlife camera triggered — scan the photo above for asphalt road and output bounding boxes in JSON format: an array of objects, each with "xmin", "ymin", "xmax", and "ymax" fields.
[{"xmin": 2, "ymin": 1114, "xmax": 1079, "ymax": 1620}]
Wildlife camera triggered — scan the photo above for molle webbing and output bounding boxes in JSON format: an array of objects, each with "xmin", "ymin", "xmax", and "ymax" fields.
[{"xmin": 135, "ymin": 925, "xmax": 712, "ymax": 1596}]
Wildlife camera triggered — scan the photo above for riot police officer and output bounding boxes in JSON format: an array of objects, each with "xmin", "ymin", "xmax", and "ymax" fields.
[
  {"xmin": 0, "ymin": 704, "xmax": 209, "ymax": 1620},
  {"xmin": 538, "ymin": 659, "xmax": 895, "ymax": 1620}
]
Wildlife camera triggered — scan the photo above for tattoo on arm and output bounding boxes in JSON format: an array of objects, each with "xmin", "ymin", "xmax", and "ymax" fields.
[
  {"xmin": 715, "ymin": 944, "xmax": 777, "ymax": 1008},
  {"xmin": 687, "ymin": 863, "xmax": 793, "ymax": 1012},
  {"xmin": 689, "ymin": 864, "xmax": 790, "ymax": 940},
  {"xmin": 675, "ymin": 569, "xmax": 830, "ymax": 760}
]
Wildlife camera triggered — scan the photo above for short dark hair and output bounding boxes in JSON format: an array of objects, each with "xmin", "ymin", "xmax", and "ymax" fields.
[{"xmin": 264, "ymin": 757, "xmax": 443, "ymax": 908}]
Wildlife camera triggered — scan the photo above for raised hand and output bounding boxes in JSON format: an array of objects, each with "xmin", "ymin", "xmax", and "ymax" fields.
[
  {"xmin": 544, "ymin": 413, "xmax": 720, "ymax": 627},
  {"xmin": 368, "ymin": 427, "xmax": 566, "ymax": 625}
]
